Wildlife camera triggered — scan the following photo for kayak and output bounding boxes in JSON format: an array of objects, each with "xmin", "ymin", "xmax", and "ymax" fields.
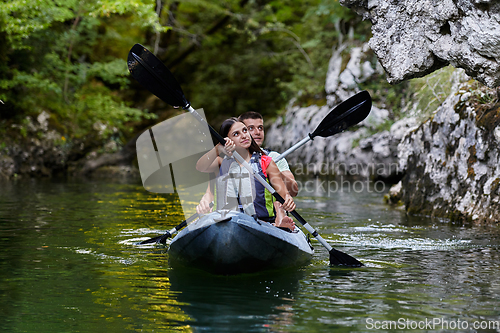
[{"xmin": 168, "ymin": 211, "xmax": 314, "ymax": 275}]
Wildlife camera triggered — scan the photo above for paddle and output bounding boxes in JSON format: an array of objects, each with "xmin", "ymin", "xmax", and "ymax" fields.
[
  {"xmin": 274, "ymin": 91, "xmax": 371, "ymax": 162},
  {"xmin": 139, "ymin": 202, "xmax": 214, "ymax": 245},
  {"xmin": 128, "ymin": 43, "xmax": 363, "ymax": 267}
]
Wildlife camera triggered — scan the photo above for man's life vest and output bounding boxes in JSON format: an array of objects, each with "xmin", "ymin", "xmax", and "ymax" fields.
[{"xmin": 216, "ymin": 153, "xmax": 274, "ymax": 221}]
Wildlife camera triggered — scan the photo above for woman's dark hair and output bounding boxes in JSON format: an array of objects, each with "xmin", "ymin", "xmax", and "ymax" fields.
[{"xmin": 219, "ymin": 117, "xmax": 265, "ymax": 155}]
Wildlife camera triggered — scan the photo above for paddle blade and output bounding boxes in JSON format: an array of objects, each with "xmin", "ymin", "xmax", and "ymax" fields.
[
  {"xmin": 139, "ymin": 235, "xmax": 163, "ymax": 245},
  {"xmin": 330, "ymin": 248, "xmax": 364, "ymax": 267},
  {"xmin": 128, "ymin": 44, "xmax": 190, "ymax": 109},
  {"xmin": 311, "ymin": 90, "xmax": 372, "ymax": 139},
  {"xmin": 158, "ymin": 232, "xmax": 172, "ymax": 245}
]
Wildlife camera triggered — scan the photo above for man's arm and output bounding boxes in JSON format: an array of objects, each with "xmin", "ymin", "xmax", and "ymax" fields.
[
  {"xmin": 268, "ymin": 151, "xmax": 298, "ymax": 197},
  {"xmin": 281, "ymin": 170, "xmax": 298, "ymax": 197}
]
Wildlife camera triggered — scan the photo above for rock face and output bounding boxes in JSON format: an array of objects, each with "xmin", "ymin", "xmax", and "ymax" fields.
[
  {"xmin": 266, "ymin": 42, "xmax": 412, "ymax": 181},
  {"xmin": 268, "ymin": 35, "xmax": 500, "ymax": 223},
  {"xmin": 266, "ymin": 103, "xmax": 414, "ymax": 181},
  {"xmin": 0, "ymin": 111, "xmax": 139, "ymax": 179},
  {"xmin": 398, "ymin": 69, "xmax": 500, "ymax": 223},
  {"xmin": 0, "ymin": 112, "xmax": 70, "ymax": 178},
  {"xmin": 341, "ymin": 0, "xmax": 500, "ymax": 88}
]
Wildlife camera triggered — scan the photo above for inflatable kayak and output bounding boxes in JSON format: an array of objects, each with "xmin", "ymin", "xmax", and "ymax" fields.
[{"xmin": 168, "ymin": 211, "xmax": 314, "ymax": 274}]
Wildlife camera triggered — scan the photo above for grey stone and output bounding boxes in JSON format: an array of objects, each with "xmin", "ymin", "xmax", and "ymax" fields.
[
  {"xmin": 341, "ymin": 0, "xmax": 500, "ymax": 87},
  {"xmin": 267, "ymin": 43, "xmax": 404, "ymax": 180},
  {"xmin": 398, "ymin": 69, "xmax": 500, "ymax": 222}
]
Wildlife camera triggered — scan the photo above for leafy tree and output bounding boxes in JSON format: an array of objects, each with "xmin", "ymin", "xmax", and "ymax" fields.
[
  {"xmin": 0, "ymin": 0, "xmax": 370, "ymax": 150},
  {"xmin": 0, "ymin": 0, "xmax": 164, "ymax": 142},
  {"xmin": 140, "ymin": 0, "xmax": 370, "ymax": 123}
]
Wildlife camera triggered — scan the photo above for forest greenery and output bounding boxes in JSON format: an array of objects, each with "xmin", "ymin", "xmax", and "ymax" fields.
[
  {"xmin": 406, "ymin": 66, "xmax": 456, "ymax": 120},
  {"xmin": 0, "ymin": 0, "xmax": 163, "ymax": 143},
  {"xmin": 0, "ymin": 0, "xmax": 371, "ymax": 150}
]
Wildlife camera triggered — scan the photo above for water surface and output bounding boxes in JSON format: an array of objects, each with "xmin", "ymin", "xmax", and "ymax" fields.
[{"xmin": 1, "ymin": 178, "xmax": 499, "ymax": 332}]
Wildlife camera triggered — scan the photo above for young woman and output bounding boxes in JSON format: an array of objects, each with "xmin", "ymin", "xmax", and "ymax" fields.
[{"xmin": 196, "ymin": 117, "xmax": 295, "ymax": 230}]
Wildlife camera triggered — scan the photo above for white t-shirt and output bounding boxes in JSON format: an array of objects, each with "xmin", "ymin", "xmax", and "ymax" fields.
[{"xmin": 267, "ymin": 151, "xmax": 291, "ymax": 172}]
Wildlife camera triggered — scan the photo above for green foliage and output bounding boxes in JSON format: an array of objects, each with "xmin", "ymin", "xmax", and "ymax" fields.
[
  {"xmin": 407, "ymin": 66, "xmax": 456, "ymax": 120},
  {"xmin": 0, "ymin": 0, "xmax": 371, "ymax": 147},
  {"xmin": 0, "ymin": 0, "xmax": 161, "ymax": 142},
  {"xmin": 0, "ymin": 0, "xmax": 76, "ymax": 49},
  {"xmin": 87, "ymin": 59, "xmax": 131, "ymax": 87},
  {"xmin": 157, "ymin": 0, "xmax": 370, "ymax": 123},
  {"xmin": 466, "ymin": 80, "xmax": 499, "ymax": 105},
  {"xmin": 71, "ymin": 84, "xmax": 152, "ymax": 137}
]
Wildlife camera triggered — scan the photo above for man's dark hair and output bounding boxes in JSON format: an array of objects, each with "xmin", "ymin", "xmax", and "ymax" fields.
[{"xmin": 239, "ymin": 111, "xmax": 263, "ymax": 121}]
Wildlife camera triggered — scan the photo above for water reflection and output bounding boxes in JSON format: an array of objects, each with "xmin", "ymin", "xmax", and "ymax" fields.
[
  {"xmin": 168, "ymin": 268, "xmax": 305, "ymax": 332},
  {"xmin": 1, "ymin": 178, "xmax": 500, "ymax": 332}
]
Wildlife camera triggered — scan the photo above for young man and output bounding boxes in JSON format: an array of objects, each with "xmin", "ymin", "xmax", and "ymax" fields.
[
  {"xmin": 196, "ymin": 111, "xmax": 298, "ymax": 215},
  {"xmin": 238, "ymin": 111, "xmax": 298, "ymax": 197}
]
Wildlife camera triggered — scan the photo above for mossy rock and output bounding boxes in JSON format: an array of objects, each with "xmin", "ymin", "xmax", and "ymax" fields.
[{"xmin": 475, "ymin": 103, "xmax": 500, "ymax": 131}]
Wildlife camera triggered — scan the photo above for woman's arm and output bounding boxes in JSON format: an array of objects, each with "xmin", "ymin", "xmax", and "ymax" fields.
[
  {"xmin": 266, "ymin": 161, "xmax": 296, "ymax": 212},
  {"xmin": 196, "ymin": 145, "xmax": 221, "ymax": 173},
  {"xmin": 196, "ymin": 138, "xmax": 236, "ymax": 173},
  {"xmin": 196, "ymin": 181, "xmax": 215, "ymax": 214}
]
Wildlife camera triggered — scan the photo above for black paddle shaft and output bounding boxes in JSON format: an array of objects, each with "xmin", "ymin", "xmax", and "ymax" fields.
[{"xmin": 140, "ymin": 202, "xmax": 214, "ymax": 245}]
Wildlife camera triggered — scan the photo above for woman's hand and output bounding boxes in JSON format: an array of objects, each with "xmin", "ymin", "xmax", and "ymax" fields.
[
  {"xmin": 281, "ymin": 193, "xmax": 296, "ymax": 212},
  {"xmin": 196, "ymin": 199, "xmax": 213, "ymax": 214},
  {"xmin": 221, "ymin": 137, "xmax": 236, "ymax": 156}
]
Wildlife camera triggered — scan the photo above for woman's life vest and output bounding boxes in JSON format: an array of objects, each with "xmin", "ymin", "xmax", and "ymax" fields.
[{"xmin": 216, "ymin": 153, "xmax": 274, "ymax": 221}]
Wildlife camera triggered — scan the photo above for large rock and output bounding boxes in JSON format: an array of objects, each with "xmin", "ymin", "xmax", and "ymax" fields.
[
  {"xmin": 341, "ymin": 0, "xmax": 500, "ymax": 88},
  {"xmin": 267, "ymin": 103, "xmax": 415, "ymax": 181},
  {"xmin": 266, "ymin": 42, "xmax": 414, "ymax": 181},
  {"xmin": 0, "ymin": 110, "xmax": 140, "ymax": 179},
  {"xmin": 398, "ymin": 69, "xmax": 500, "ymax": 223},
  {"xmin": 1, "ymin": 112, "xmax": 69, "ymax": 178}
]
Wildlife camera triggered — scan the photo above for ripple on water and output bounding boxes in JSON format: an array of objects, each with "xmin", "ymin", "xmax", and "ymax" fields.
[
  {"xmin": 336, "ymin": 234, "xmax": 474, "ymax": 250},
  {"xmin": 3, "ymin": 179, "xmax": 500, "ymax": 332}
]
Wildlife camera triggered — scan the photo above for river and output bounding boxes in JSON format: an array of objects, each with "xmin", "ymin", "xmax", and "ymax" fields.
[{"xmin": 1, "ymin": 177, "xmax": 499, "ymax": 332}]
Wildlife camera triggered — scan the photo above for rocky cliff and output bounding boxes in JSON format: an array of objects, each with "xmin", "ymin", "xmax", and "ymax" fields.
[
  {"xmin": 0, "ymin": 112, "xmax": 69, "ymax": 178},
  {"xmin": 335, "ymin": 0, "xmax": 500, "ymax": 223},
  {"xmin": 266, "ymin": 41, "xmax": 412, "ymax": 182},
  {"xmin": 399, "ymin": 70, "xmax": 500, "ymax": 222},
  {"xmin": 267, "ymin": 35, "xmax": 500, "ymax": 223},
  {"xmin": 0, "ymin": 111, "xmax": 138, "ymax": 179},
  {"xmin": 340, "ymin": 0, "xmax": 500, "ymax": 88}
]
